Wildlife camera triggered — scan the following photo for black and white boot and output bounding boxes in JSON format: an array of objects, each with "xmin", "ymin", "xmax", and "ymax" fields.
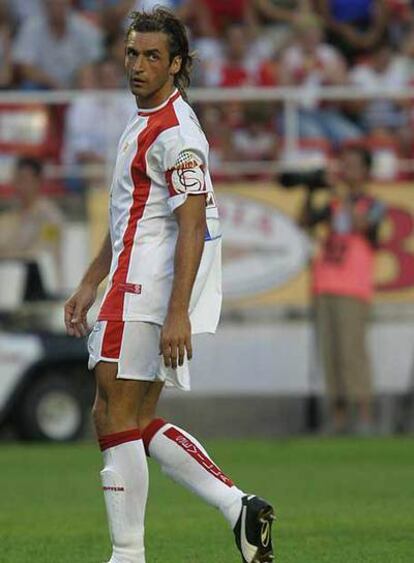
[{"xmin": 233, "ymin": 495, "xmax": 275, "ymax": 562}]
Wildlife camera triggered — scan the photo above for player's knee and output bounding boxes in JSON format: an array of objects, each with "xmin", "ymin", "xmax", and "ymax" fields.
[
  {"xmin": 137, "ymin": 399, "xmax": 159, "ymax": 431},
  {"xmin": 105, "ymin": 394, "xmax": 139, "ymax": 431},
  {"xmin": 92, "ymin": 391, "xmax": 136, "ymax": 432}
]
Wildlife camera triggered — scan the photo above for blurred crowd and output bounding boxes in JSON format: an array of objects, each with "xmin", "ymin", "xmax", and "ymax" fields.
[
  {"xmin": 0, "ymin": 2, "xmax": 409, "ymax": 435},
  {"xmin": 2, "ymin": 0, "xmax": 414, "ymax": 184}
]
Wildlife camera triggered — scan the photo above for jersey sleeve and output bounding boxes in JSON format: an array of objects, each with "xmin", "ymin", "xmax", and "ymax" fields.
[{"xmin": 161, "ymin": 132, "xmax": 210, "ymax": 214}]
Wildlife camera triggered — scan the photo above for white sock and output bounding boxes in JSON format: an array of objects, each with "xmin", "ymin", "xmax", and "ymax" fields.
[
  {"xmin": 99, "ymin": 429, "xmax": 148, "ymax": 563},
  {"xmin": 143, "ymin": 419, "xmax": 244, "ymax": 528}
]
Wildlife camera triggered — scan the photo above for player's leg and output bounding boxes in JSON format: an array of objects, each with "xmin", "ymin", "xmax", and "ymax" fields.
[
  {"xmin": 93, "ymin": 361, "xmax": 150, "ymax": 563},
  {"xmin": 141, "ymin": 411, "xmax": 244, "ymax": 527},
  {"xmin": 139, "ymin": 386, "xmax": 275, "ymax": 562}
]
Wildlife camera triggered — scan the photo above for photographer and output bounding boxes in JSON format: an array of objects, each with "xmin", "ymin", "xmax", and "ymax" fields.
[{"xmin": 299, "ymin": 146, "xmax": 386, "ymax": 434}]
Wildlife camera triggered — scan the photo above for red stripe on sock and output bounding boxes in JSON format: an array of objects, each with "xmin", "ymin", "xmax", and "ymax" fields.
[
  {"xmin": 99, "ymin": 428, "xmax": 142, "ymax": 451},
  {"xmin": 142, "ymin": 418, "xmax": 167, "ymax": 456},
  {"xmin": 164, "ymin": 427, "xmax": 234, "ymax": 488}
]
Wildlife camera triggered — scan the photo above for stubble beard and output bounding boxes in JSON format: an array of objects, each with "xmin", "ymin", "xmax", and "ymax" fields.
[{"xmin": 132, "ymin": 76, "xmax": 175, "ymax": 108}]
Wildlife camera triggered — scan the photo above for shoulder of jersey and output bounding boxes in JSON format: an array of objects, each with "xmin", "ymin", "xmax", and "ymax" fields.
[
  {"xmin": 172, "ymin": 96, "xmax": 207, "ymax": 142},
  {"xmin": 146, "ymin": 96, "xmax": 209, "ymax": 169}
]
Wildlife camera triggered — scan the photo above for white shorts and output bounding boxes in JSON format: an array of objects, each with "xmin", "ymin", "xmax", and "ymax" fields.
[{"xmin": 87, "ymin": 320, "xmax": 190, "ymax": 391}]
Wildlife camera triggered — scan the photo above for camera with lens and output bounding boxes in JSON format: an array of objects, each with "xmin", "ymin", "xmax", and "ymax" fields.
[{"xmin": 279, "ymin": 168, "xmax": 331, "ymax": 191}]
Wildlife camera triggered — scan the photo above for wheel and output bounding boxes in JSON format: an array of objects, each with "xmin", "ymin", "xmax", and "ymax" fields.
[{"xmin": 14, "ymin": 368, "xmax": 93, "ymax": 442}]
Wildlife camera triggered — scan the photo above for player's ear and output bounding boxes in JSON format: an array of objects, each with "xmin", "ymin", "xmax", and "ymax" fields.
[{"xmin": 170, "ymin": 55, "xmax": 182, "ymax": 78}]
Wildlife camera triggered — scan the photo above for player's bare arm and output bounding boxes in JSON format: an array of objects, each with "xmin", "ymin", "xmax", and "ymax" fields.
[
  {"xmin": 161, "ymin": 195, "xmax": 206, "ymax": 369},
  {"xmin": 64, "ymin": 232, "xmax": 112, "ymax": 338}
]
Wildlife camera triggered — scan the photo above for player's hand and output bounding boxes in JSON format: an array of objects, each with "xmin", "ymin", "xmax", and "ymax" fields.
[
  {"xmin": 160, "ymin": 310, "xmax": 192, "ymax": 369},
  {"xmin": 64, "ymin": 283, "xmax": 97, "ymax": 338}
]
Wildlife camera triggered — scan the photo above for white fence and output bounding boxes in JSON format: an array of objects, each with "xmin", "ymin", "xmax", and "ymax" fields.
[{"xmin": 0, "ymin": 86, "xmax": 413, "ymax": 183}]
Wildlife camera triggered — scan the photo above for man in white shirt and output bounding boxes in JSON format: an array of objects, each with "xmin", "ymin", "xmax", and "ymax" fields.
[
  {"xmin": 13, "ymin": 0, "xmax": 103, "ymax": 89},
  {"xmin": 64, "ymin": 8, "xmax": 274, "ymax": 563},
  {"xmin": 280, "ymin": 14, "xmax": 362, "ymax": 145},
  {"xmin": 63, "ymin": 58, "xmax": 135, "ymax": 183},
  {"xmin": 350, "ymin": 42, "xmax": 409, "ymax": 132},
  {"xmin": 0, "ymin": 157, "xmax": 65, "ymax": 298}
]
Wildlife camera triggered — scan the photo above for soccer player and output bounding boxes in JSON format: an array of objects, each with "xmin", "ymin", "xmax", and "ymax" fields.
[{"xmin": 64, "ymin": 9, "xmax": 274, "ymax": 563}]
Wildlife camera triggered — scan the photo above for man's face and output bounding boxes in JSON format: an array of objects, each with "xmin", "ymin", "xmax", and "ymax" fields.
[
  {"xmin": 125, "ymin": 31, "xmax": 181, "ymax": 106},
  {"xmin": 14, "ymin": 167, "xmax": 41, "ymax": 203},
  {"xmin": 44, "ymin": 0, "xmax": 69, "ymax": 26},
  {"xmin": 301, "ymin": 26, "xmax": 322, "ymax": 52},
  {"xmin": 340, "ymin": 151, "xmax": 368, "ymax": 188},
  {"xmin": 226, "ymin": 26, "xmax": 246, "ymax": 61},
  {"xmin": 373, "ymin": 47, "xmax": 391, "ymax": 73}
]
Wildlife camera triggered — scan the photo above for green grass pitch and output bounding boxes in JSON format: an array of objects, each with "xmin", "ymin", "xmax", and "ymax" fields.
[{"xmin": 1, "ymin": 437, "xmax": 413, "ymax": 562}]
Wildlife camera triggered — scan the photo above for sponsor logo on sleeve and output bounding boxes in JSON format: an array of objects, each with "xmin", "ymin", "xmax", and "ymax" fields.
[{"xmin": 168, "ymin": 150, "xmax": 207, "ymax": 195}]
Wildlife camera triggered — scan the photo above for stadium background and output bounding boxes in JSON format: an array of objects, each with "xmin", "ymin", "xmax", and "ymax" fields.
[{"xmin": 0, "ymin": 1, "xmax": 413, "ymax": 562}]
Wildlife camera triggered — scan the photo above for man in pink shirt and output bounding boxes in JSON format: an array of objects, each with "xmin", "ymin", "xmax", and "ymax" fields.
[{"xmin": 301, "ymin": 146, "xmax": 386, "ymax": 434}]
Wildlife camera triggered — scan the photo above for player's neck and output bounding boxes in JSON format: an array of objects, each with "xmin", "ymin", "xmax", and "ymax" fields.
[{"xmin": 136, "ymin": 83, "xmax": 177, "ymax": 110}]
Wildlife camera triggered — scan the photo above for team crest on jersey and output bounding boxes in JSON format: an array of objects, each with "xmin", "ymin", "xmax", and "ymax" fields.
[{"xmin": 169, "ymin": 150, "xmax": 206, "ymax": 195}]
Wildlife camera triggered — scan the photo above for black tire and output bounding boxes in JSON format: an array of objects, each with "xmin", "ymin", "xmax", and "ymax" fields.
[{"xmin": 14, "ymin": 367, "xmax": 93, "ymax": 442}]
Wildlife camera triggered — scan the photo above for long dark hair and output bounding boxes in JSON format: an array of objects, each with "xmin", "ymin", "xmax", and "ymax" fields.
[{"xmin": 127, "ymin": 8, "xmax": 193, "ymax": 97}]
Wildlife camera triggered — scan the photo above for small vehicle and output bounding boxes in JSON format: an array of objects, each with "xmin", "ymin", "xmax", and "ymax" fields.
[{"xmin": 0, "ymin": 314, "xmax": 94, "ymax": 442}]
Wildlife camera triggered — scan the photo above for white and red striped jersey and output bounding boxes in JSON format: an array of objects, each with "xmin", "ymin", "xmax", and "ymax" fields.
[{"xmin": 98, "ymin": 89, "xmax": 222, "ymax": 333}]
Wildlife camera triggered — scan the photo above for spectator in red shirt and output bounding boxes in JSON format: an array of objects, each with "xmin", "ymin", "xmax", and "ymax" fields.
[
  {"xmin": 201, "ymin": 0, "xmax": 256, "ymax": 36},
  {"xmin": 220, "ymin": 25, "xmax": 254, "ymax": 87},
  {"xmin": 201, "ymin": 23, "xmax": 279, "ymax": 87},
  {"xmin": 194, "ymin": 0, "xmax": 258, "ymax": 83}
]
